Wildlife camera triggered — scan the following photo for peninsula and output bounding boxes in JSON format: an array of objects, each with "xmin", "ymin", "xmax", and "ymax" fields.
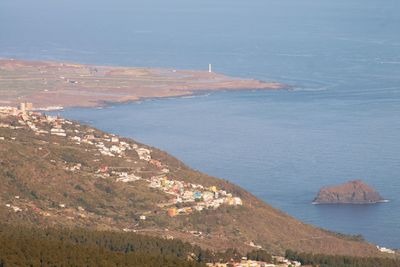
[
  {"xmin": 313, "ymin": 180, "xmax": 386, "ymax": 204},
  {"xmin": 0, "ymin": 59, "xmax": 286, "ymax": 109}
]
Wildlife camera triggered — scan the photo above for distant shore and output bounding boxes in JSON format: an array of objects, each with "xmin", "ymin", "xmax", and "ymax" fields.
[{"xmin": 0, "ymin": 59, "xmax": 287, "ymax": 109}]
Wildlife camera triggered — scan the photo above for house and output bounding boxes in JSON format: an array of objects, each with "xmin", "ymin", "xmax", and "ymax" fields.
[
  {"xmin": 377, "ymin": 246, "xmax": 395, "ymax": 254},
  {"xmin": 50, "ymin": 128, "xmax": 66, "ymax": 137},
  {"xmin": 203, "ymin": 191, "xmax": 214, "ymax": 202},
  {"xmin": 181, "ymin": 191, "xmax": 194, "ymax": 203},
  {"xmin": 98, "ymin": 165, "xmax": 108, "ymax": 173},
  {"xmin": 71, "ymin": 136, "xmax": 81, "ymax": 142},
  {"xmin": 136, "ymin": 147, "xmax": 151, "ymax": 161},
  {"xmin": 194, "ymin": 191, "xmax": 202, "ymax": 200},
  {"xmin": 233, "ymin": 197, "xmax": 243, "ymax": 206},
  {"xmin": 167, "ymin": 208, "xmax": 177, "ymax": 217},
  {"xmin": 209, "ymin": 186, "xmax": 218, "ymax": 192},
  {"xmin": 110, "ymin": 145, "xmax": 121, "ymax": 153},
  {"xmin": 111, "ymin": 136, "xmax": 119, "ymax": 143}
]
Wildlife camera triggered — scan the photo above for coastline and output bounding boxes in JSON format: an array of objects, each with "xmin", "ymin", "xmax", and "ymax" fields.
[
  {"xmin": 1, "ymin": 59, "xmax": 398, "ymax": 255},
  {"xmin": 0, "ymin": 58, "xmax": 288, "ymax": 109}
]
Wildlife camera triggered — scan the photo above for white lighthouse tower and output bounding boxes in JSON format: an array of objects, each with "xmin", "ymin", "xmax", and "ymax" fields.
[{"xmin": 208, "ymin": 63, "xmax": 212, "ymax": 73}]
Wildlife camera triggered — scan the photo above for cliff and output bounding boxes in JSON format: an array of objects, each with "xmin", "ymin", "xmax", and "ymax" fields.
[{"xmin": 313, "ymin": 180, "xmax": 385, "ymax": 204}]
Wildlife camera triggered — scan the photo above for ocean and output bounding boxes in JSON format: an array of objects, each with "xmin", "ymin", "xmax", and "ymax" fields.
[{"xmin": 1, "ymin": 0, "xmax": 399, "ymax": 248}]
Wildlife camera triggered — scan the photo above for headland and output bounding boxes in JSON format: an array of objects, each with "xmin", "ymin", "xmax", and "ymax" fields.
[{"xmin": 0, "ymin": 59, "xmax": 286, "ymax": 109}]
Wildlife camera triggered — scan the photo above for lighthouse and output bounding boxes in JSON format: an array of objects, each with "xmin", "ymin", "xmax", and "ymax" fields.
[{"xmin": 208, "ymin": 63, "xmax": 212, "ymax": 73}]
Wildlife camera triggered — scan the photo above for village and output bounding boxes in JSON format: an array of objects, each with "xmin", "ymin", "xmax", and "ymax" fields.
[
  {"xmin": 0, "ymin": 103, "xmax": 308, "ymax": 267},
  {"xmin": 0, "ymin": 102, "xmax": 243, "ymax": 218},
  {"xmin": 206, "ymin": 256, "xmax": 301, "ymax": 267}
]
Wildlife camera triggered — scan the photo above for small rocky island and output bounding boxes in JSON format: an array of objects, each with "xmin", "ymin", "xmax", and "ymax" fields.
[{"xmin": 313, "ymin": 180, "xmax": 386, "ymax": 204}]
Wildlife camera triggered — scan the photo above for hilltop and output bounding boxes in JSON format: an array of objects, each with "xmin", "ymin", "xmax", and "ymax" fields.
[
  {"xmin": 0, "ymin": 59, "xmax": 285, "ymax": 109},
  {"xmin": 0, "ymin": 108, "xmax": 395, "ymax": 258}
]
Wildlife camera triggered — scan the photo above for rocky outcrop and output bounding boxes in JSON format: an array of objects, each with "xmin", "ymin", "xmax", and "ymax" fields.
[{"xmin": 313, "ymin": 180, "xmax": 386, "ymax": 204}]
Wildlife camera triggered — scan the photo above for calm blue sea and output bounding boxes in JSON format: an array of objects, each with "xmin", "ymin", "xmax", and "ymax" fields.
[{"xmin": 1, "ymin": 0, "xmax": 399, "ymax": 248}]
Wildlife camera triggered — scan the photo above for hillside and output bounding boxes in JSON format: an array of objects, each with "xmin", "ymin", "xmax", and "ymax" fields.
[{"xmin": 0, "ymin": 109, "xmax": 394, "ymax": 258}]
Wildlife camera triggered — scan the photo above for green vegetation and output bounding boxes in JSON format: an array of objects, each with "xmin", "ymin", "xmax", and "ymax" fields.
[
  {"xmin": 0, "ymin": 224, "xmax": 205, "ymax": 267},
  {"xmin": 285, "ymin": 250, "xmax": 400, "ymax": 267},
  {"xmin": 246, "ymin": 249, "xmax": 273, "ymax": 262},
  {"xmin": 1, "ymin": 223, "xmax": 397, "ymax": 267},
  {"xmin": 0, "ymin": 223, "xmax": 276, "ymax": 266}
]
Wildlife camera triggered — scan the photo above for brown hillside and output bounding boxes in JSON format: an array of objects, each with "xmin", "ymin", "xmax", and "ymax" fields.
[{"xmin": 0, "ymin": 112, "xmax": 390, "ymax": 258}]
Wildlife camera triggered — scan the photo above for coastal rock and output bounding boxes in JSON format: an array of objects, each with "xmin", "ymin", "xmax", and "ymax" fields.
[{"xmin": 313, "ymin": 180, "xmax": 385, "ymax": 204}]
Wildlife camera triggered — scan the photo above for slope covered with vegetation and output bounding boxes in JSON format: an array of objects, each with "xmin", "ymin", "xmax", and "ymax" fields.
[
  {"xmin": 0, "ymin": 224, "xmax": 205, "ymax": 267},
  {"xmin": 1, "ymin": 224, "xmax": 399, "ymax": 267}
]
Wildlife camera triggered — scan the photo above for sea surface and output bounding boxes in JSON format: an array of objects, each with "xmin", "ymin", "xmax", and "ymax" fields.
[{"xmin": 1, "ymin": 0, "xmax": 400, "ymax": 248}]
